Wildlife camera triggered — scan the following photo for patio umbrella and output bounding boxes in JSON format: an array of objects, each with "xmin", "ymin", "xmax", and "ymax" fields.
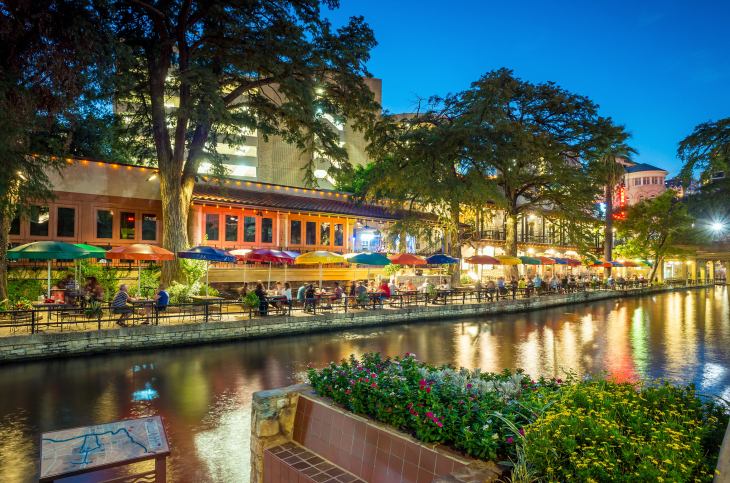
[
  {"xmin": 296, "ymin": 251, "xmax": 344, "ymax": 289},
  {"xmin": 389, "ymin": 253, "xmax": 427, "ymax": 279},
  {"xmin": 425, "ymin": 254, "xmax": 459, "ymax": 278},
  {"xmin": 345, "ymin": 252, "xmax": 391, "ymax": 282},
  {"xmin": 7, "ymin": 241, "xmax": 91, "ymax": 298},
  {"xmin": 230, "ymin": 249, "xmax": 252, "ymax": 286},
  {"xmin": 534, "ymin": 256, "xmax": 554, "ymax": 265},
  {"xmin": 551, "ymin": 258, "xmax": 569, "ymax": 265},
  {"xmin": 283, "ymin": 251, "xmax": 301, "ymax": 284},
  {"xmin": 559, "ymin": 258, "xmax": 582, "ymax": 267},
  {"xmin": 609, "ymin": 261, "xmax": 625, "ymax": 267},
  {"xmin": 518, "ymin": 256, "xmax": 542, "ymax": 265},
  {"xmin": 590, "ymin": 260, "xmax": 613, "ymax": 268},
  {"xmin": 465, "ymin": 255, "xmax": 502, "ymax": 283},
  {"xmin": 494, "ymin": 255, "xmax": 522, "ymax": 265},
  {"xmin": 636, "ymin": 260, "xmax": 652, "ymax": 267},
  {"xmin": 178, "ymin": 246, "xmax": 237, "ymax": 297},
  {"xmin": 241, "ymin": 249, "xmax": 296, "ymax": 290},
  {"xmin": 620, "ymin": 260, "xmax": 640, "ymax": 267},
  {"xmin": 73, "ymin": 244, "xmax": 107, "ymax": 285},
  {"xmin": 105, "ymin": 244, "xmax": 175, "ymax": 296}
]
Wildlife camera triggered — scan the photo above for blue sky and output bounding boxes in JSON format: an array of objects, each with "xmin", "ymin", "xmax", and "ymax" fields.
[{"xmin": 326, "ymin": 0, "xmax": 730, "ymax": 176}]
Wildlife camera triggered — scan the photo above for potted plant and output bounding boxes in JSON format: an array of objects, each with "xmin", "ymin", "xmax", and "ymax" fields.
[
  {"xmin": 242, "ymin": 291, "xmax": 260, "ymax": 310},
  {"xmin": 84, "ymin": 300, "xmax": 104, "ymax": 319}
]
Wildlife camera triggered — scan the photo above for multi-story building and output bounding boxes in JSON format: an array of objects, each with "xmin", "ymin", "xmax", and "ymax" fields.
[
  {"xmin": 619, "ymin": 163, "xmax": 668, "ymax": 204},
  {"xmin": 665, "ymin": 177, "xmax": 698, "ymax": 198}
]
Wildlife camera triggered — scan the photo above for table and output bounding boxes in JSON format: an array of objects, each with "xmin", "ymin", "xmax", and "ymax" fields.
[
  {"xmin": 268, "ymin": 295, "xmax": 289, "ymax": 314},
  {"xmin": 128, "ymin": 299, "xmax": 157, "ymax": 325},
  {"xmin": 189, "ymin": 295, "xmax": 224, "ymax": 322},
  {"xmin": 31, "ymin": 302, "xmax": 68, "ymax": 329},
  {"xmin": 39, "ymin": 415, "xmax": 170, "ymax": 483}
]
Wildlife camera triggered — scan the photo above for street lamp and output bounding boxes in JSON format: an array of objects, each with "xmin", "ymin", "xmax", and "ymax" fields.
[{"xmin": 712, "ymin": 222, "xmax": 725, "ymax": 232}]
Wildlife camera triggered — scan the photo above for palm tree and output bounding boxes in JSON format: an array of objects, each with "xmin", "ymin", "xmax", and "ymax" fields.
[{"xmin": 597, "ymin": 125, "xmax": 637, "ymax": 277}]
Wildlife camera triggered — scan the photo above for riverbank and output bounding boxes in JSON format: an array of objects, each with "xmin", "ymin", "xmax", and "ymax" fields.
[{"xmin": 0, "ymin": 284, "xmax": 716, "ymax": 363}]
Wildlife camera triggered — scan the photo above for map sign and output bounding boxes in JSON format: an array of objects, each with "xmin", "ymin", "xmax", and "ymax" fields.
[{"xmin": 40, "ymin": 415, "xmax": 170, "ymax": 482}]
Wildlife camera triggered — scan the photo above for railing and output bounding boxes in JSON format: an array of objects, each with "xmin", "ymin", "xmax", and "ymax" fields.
[{"xmin": 0, "ymin": 280, "xmax": 713, "ymax": 336}]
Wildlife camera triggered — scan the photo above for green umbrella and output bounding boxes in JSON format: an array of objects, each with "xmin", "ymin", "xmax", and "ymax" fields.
[
  {"xmin": 7, "ymin": 241, "xmax": 91, "ymax": 298},
  {"xmin": 518, "ymin": 256, "xmax": 542, "ymax": 265},
  {"xmin": 73, "ymin": 244, "xmax": 107, "ymax": 288},
  {"xmin": 345, "ymin": 252, "xmax": 391, "ymax": 282}
]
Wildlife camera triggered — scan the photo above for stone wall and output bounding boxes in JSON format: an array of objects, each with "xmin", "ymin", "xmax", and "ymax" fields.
[{"xmin": 0, "ymin": 284, "xmax": 713, "ymax": 363}]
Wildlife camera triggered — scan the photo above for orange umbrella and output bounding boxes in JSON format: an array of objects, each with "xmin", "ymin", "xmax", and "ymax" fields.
[
  {"xmin": 465, "ymin": 255, "xmax": 502, "ymax": 265},
  {"xmin": 389, "ymin": 253, "xmax": 428, "ymax": 265},
  {"xmin": 534, "ymin": 256, "xmax": 555, "ymax": 265},
  {"xmin": 105, "ymin": 244, "xmax": 175, "ymax": 296}
]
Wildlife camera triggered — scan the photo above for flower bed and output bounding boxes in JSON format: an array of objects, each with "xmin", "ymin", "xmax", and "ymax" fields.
[{"xmin": 307, "ymin": 352, "xmax": 728, "ymax": 482}]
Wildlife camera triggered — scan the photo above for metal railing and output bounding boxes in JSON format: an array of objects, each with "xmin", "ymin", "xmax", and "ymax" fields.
[{"xmin": 1, "ymin": 280, "xmax": 714, "ymax": 336}]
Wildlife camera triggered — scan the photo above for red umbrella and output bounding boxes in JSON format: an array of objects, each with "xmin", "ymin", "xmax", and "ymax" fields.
[
  {"xmin": 389, "ymin": 253, "xmax": 428, "ymax": 265},
  {"xmin": 105, "ymin": 244, "xmax": 175, "ymax": 296},
  {"xmin": 620, "ymin": 260, "xmax": 640, "ymax": 267},
  {"xmin": 534, "ymin": 256, "xmax": 555, "ymax": 265},
  {"xmin": 590, "ymin": 260, "xmax": 613, "ymax": 268},
  {"xmin": 464, "ymin": 255, "xmax": 502, "ymax": 265},
  {"xmin": 241, "ymin": 249, "xmax": 296, "ymax": 290},
  {"xmin": 561, "ymin": 258, "xmax": 582, "ymax": 267}
]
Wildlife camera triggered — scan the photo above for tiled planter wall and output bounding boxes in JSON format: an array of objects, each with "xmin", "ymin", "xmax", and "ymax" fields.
[{"xmin": 251, "ymin": 384, "xmax": 508, "ymax": 483}]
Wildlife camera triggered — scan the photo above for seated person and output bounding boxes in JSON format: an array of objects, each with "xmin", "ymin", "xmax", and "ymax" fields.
[
  {"xmin": 405, "ymin": 280, "xmax": 416, "ymax": 292},
  {"xmin": 112, "ymin": 284, "xmax": 134, "ymax": 327},
  {"xmin": 254, "ymin": 283, "xmax": 269, "ymax": 316},
  {"xmin": 143, "ymin": 284, "xmax": 169, "ymax": 324},
  {"xmin": 297, "ymin": 283, "xmax": 307, "ymax": 301},
  {"xmin": 304, "ymin": 284, "xmax": 316, "ymax": 311},
  {"xmin": 486, "ymin": 279, "xmax": 496, "ymax": 300},
  {"xmin": 378, "ymin": 281, "xmax": 390, "ymax": 307},
  {"xmin": 388, "ymin": 280, "xmax": 398, "ymax": 297},
  {"xmin": 433, "ymin": 279, "xmax": 450, "ymax": 303},
  {"xmin": 523, "ymin": 276, "xmax": 533, "ymax": 297},
  {"xmin": 333, "ymin": 281, "xmax": 343, "ymax": 300},
  {"xmin": 355, "ymin": 281, "xmax": 368, "ymax": 306},
  {"xmin": 84, "ymin": 277, "xmax": 104, "ymax": 302},
  {"xmin": 517, "ymin": 277, "xmax": 527, "ymax": 297},
  {"xmin": 281, "ymin": 282, "xmax": 292, "ymax": 311}
]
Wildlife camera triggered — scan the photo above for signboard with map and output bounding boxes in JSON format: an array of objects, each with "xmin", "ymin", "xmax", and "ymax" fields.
[{"xmin": 39, "ymin": 415, "xmax": 170, "ymax": 482}]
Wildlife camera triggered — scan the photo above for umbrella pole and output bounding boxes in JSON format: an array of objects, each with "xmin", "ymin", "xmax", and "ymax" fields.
[
  {"xmin": 206, "ymin": 261, "xmax": 210, "ymax": 297},
  {"xmin": 285, "ymin": 263, "xmax": 287, "ymax": 284},
  {"xmin": 47, "ymin": 260, "xmax": 51, "ymax": 298},
  {"xmin": 319, "ymin": 263, "xmax": 322, "ymax": 289},
  {"xmin": 268, "ymin": 262, "xmax": 272, "ymax": 291},
  {"xmin": 244, "ymin": 263, "xmax": 247, "ymax": 286},
  {"xmin": 138, "ymin": 260, "xmax": 142, "ymax": 297},
  {"xmin": 367, "ymin": 267, "xmax": 370, "ymax": 284}
]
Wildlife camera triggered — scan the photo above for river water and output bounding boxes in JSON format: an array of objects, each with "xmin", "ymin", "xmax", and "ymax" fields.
[{"xmin": 1, "ymin": 287, "xmax": 728, "ymax": 482}]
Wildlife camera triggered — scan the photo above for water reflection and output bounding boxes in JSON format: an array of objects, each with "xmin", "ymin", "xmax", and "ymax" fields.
[{"xmin": 0, "ymin": 287, "xmax": 728, "ymax": 483}]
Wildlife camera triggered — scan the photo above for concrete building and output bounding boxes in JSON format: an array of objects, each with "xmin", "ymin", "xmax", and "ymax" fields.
[{"xmin": 618, "ymin": 162, "xmax": 669, "ymax": 205}]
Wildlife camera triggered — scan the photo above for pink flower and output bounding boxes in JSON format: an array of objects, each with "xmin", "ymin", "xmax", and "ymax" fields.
[
  {"xmin": 363, "ymin": 378, "xmax": 369, "ymax": 383},
  {"xmin": 407, "ymin": 403, "xmax": 414, "ymax": 408},
  {"xmin": 466, "ymin": 383, "xmax": 472, "ymax": 388},
  {"xmin": 345, "ymin": 390, "xmax": 351, "ymax": 394},
  {"xmin": 426, "ymin": 411, "xmax": 434, "ymax": 418},
  {"xmin": 507, "ymin": 438, "xmax": 514, "ymax": 443},
  {"xmin": 437, "ymin": 422, "xmax": 443, "ymax": 427},
  {"xmin": 425, "ymin": 387, "xmax": 431, "ymax": 393},
  {"xmin": 519, "ymin": 429, "xmax": 524, "ymax": 436},
  {"xmin": 371, "ymin": 383, "xmax": 377, "ymax": 388}
]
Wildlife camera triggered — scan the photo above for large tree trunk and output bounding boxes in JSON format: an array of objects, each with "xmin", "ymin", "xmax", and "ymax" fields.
[
  {"xmin": 648, "ymin": 255, "xmax": 660, "ymax": 282},
  {"xmin": 160, "ymin": 170, "xmax": 195, "ymax": 285},
  {"xmin": 604, "ymin": 184, "xmax": 614, "ymax": 278},
  {"xmin": 0, "ymin": 209, "xmax": 11, "ymax": 302},
  {"xmin": 448, "ymin": 199, "xmax": 462, "ymax": 287},
  {"xmin": 504, "ymin": 212, "xmax": 518, "ymax": 280}
]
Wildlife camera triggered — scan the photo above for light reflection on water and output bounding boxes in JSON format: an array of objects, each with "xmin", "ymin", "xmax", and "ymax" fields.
[{"xmin": 0, "ymin": 287, "xmax": 728, "ymax": 483}]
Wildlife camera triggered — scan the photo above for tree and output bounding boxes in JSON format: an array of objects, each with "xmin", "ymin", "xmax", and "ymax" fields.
[
  {"xmin": 0, "ymin": 0, "xmax": 113, "ymax": 301},
  {"xmin": 592, "ymin": 124, "xmax": 637, "ymax": 276},
  {"xmin": 614, "ymin": 190, "xmax": 697, "ymax": 281},
  {"xmin": 354, "ymin": 99, "xmax": 496, "ymax": 284},
  {"xmin": 111, "ymin": 0, "xmax": 379, "ymax": 283},
  {"xmin": 677, "ymin": 117, "xmax": 730, "ymax": 182},
  {"xmin": 453, "ymin": 69, "xmax": 609, "ymax": 278}
]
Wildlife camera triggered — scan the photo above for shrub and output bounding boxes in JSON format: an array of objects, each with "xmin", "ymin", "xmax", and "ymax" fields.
[
  {"xmin": 383, "ymin": 264, "xmax": 403, "ymax": 278},
  {"xmin": 519, "ymin": 376, "xmax": 727, "ymax": 482},
  {"xmin": 307, "ymin": 353, "xmax": 562, "ymax": 461},
  {"xmin": 460, "ymin": 273, "xmax": 472, "ymax": 285},
  {"xmin": 166, "ymin": 281, "xmax": 219, "ymax": 304}
]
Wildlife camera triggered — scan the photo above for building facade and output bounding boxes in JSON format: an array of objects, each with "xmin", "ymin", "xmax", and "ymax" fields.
[{"xmin": 620, "ymin": 163, "xmax": 669, "ymax": 204}]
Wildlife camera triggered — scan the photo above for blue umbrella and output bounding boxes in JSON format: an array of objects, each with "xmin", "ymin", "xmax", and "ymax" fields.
[
  {"xmin": 551, "ymin": 258, "xmax": 569, "ymax": 265},
  {"xmin": 425, "ymin": 254, "xmax": 459, "ymax": 264},
  {"xmin": 178, "ymin": 246, "xmax": 237, "ymax": 296}
]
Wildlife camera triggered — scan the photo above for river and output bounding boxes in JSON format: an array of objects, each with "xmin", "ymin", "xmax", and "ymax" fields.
[{"xmin": 1, "ymin": 287, "xmax": 728, "ymax": 482}]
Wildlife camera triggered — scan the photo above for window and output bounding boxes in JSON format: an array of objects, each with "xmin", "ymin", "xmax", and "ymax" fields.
[
  {"xmin": 306, "ymin": 221, "xmax": 316, "ymax": 245},
  {"xmin": 9, "ymin": 214, "xmax": 20, "ymax": 236},
  {"xmin": 142, "ymin": 214, "xmax": 157, "ymax": 240},
  {"xmin": 634, "ymin": 178, "xmax": 641, "ymax": 186},
  {"xmin": 334, "ymin": 224, "xmax": 344, "ymax": 246},
  {"xmin": 320, "ymin": 222, "xmax": 330, "ymax": 245},
  {"xmin": 56, "ymin": 207, "xmax": 75, "ymax": 238},
  {"xmin": 97, "ymin": 210, "xmax": 113, "ymax": 239},
  {"xmin": 205, "ymin": 214, "xmax": 219, "ymax": 240},
  {"xmin": 261, "ymin": 218, "xmax": 273, "ymax": 243},
  {"xmin": 225, "ymin": 215, "xmax": 238, "ymax": 242},
  {"xmin": 652, "ymin": 177, "xmax": 658, "ymax": 184},
  {"xmin": 290, "ymin": 220, "xmax": 301, "ymax": 245},
  {"xmin": 643, "ymin": 177, "xmax": 650, "ymax": 185},
  {"xmin": 244, "ymin": 216, "xmax": 256, "ymax": 242},
  {"xmin": 120, "ymin": 212, "xmax": 136, "ymax": 240},
  {"xmin": 29, "ymin": 205, "xmax": 49, "ymax": 237}
]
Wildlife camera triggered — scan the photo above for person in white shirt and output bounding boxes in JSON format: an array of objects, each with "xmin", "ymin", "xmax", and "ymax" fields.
[
  {"xmin": 388, "ymin": 280, "xmax": 398, "ymax": 296},
  {"xmin": 283, "ymin": 282, "xmax": 292, "ymax": 300},
  {"xmin": 419, "ymin": 282, "xmax": 429, "ymax": 294}
]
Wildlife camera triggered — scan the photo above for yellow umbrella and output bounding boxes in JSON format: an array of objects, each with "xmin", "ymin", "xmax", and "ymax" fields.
[
  {"xmin": 494, "ymin": 255, "xmax": 522, "ymax": 265},
  {"xmin": 296, "ymin": 251, "xmax": 345, "ymax": 289}
]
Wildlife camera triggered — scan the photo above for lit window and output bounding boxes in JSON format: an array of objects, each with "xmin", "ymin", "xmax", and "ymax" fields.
[
  {"xmin": 290, "ymin": 220, "xmax": 301, "ymax": 245},
  {"xmin": 29, "ymin": 205, "xmax": 49, "ymax": 237},
  {"xmin": 261, "ymin": 218, "xmax": 273, "ymax": 243},
  {"xmin": 97, "ymin": 210, "xmax": 113, "ymax": 239},
  {"xmin": 120, "ymin": 212, "xmax": 136, "ymax": 240},
  {"xmin": 244, "ymin": 216, "xmax": 256, "ymax": 242},
  {"xmin": 225, "ymin": 215, "xmax": 238, "ymax": 242},
  {"xmin": 306, "ymin": 222, "xmax": 316, "ymax": 245},
  {"xmin": 205, "ymin": 214, "xmax": 219, "ymax": 240},
  {"xmin": 334, "ymin": 224, "xmax": 344, "ymax": 246},
  {"xmin": 321, "ymin": 222, "xmax": 330, "ymax": 245},
  {"xmin": 142, "ymin": 214, "xmax": 157, "ymax": 240}
]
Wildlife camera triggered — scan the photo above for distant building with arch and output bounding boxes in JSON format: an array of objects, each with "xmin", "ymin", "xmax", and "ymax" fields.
[{"xmin": 613, "ymin": 161, "xmax": 669, "ymax": 206}]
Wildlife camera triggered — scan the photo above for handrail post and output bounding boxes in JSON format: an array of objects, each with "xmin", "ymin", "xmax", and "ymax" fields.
[
  {"xmin": 344, "ymin": 296, "xmax": 348, "ymax": 313},
  {"xmin": 31, "ymin": 309, "xmax": 35, "ymax": 334}
]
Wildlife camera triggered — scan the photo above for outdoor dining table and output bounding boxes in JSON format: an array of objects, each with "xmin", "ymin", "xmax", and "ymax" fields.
[
  {"xmin": 268, "ymin": 295, "xmax": 289, "ymax": 314},
  {"xmin": 189, "ymin": 295, "xmax": 225, "ymax": 322},
  {"xmin": 31, "ymin": 302, "xmax": 68, "ymax": 329},
  {"xmin": 127, "ymin": 299, "xmax": 157, "ymax": 325}
]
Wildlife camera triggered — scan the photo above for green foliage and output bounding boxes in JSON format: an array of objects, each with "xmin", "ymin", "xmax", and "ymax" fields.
[
  {"xmin": 615, "ymin": 191, "xmax": 698, "ymax": 280},
  {"xmin": 460, "ymin": 273, "xmax": 472, "ymax": 285},
  {"xmin": 75, "ymin": 260, "xmax": 121, "ymax": 302},
  {"xmin": 383, "ymin": 264, "xmax": 402, "ymax": 277},
  {"xmin": 520, "ymin": 376, "xmax": 727, "ymax": 482},
  {"xmin": 677, "ymin": 116, "xmax": 730, "ymax": 183},
  {"xmin": 307, "ymin": 353, "xmax": 563, "ymax": 461},
  {"xmin": 128, "ymin": 266, "xmax": 161, "ymax": 297},
  {"xmin": 242, "ymin": 291, "xmax": 261, "ymax": 308},
  {"xmin": 181, "ymin": 258, "xmax": 207, "ymax": 285},
  {"xmin": 84, "ymin": 301, "xmax": 104, "ymax": 319},
  {"xmin": 7, "ymin": 277, "xmax": 44, "ymax": 303},
  {"xmin": 166, "ymin": 281, "xmax": 220, "ymax": 304}
]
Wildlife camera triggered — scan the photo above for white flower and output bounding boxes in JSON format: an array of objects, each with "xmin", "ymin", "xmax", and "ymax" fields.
[
  {"xmin": 482, "ymin": 424, "xmax": 490, "ymax": 431},
  {"xmin": 492, "ymin": 433, "xmax": 499, "ymax": 440}
]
